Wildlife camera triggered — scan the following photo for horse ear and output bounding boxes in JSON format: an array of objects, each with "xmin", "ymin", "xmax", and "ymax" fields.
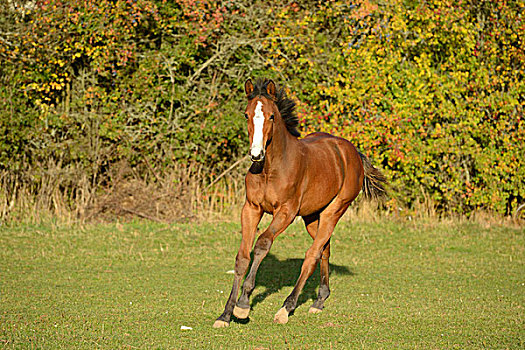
[
  {"xmin": 245, "ymin": 79, "xmax": 254, "ymax": 97},
  {"xmin": 266, "ymin": 80, "xmax": 276, "ymax": 98}
]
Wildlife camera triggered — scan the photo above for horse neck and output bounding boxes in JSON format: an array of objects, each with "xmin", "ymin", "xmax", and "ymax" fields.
[{"xmin": 264, "ymin": 116, "xmax": 296, "ymax": 173}]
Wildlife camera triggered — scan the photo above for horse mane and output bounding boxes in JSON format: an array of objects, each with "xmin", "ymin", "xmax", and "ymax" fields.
[{"xmin": 247, "ymin": 78, "xmax": 300, "ymax": 137}]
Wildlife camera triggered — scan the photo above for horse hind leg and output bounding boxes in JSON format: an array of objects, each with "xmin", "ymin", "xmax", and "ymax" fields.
[
  {"xmin": 275, "ymin": 203, "xmax": 349, "ymax": 324},
  {"xmin": 274, "ymin": 221, "xmax": 334, "ymax": 324},
  {"xmin": 309, "ymin": 242, "xmax": 330, "ymax": 314},
  {"xmin": 303, "ymin": 214, "xmax": 331, "ymax": 313}
]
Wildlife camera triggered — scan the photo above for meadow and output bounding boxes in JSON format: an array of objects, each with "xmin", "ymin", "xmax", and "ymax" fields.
[{"xmin": 1, "ymin": 218, "xmax": 523, "ymax": 349}]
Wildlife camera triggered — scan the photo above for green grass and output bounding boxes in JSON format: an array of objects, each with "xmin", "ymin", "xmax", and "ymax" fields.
[{"xmin": 1, "ymin": 219, "xmax": 523, "ymax": 349}]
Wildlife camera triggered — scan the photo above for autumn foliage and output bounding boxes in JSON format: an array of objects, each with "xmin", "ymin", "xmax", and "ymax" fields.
[{"xmin": 0, "ymin": 0, "xmax": 523, "ymax": 220}]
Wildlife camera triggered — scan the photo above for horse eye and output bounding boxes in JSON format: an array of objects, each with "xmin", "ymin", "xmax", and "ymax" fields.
[
  {"xmin": 270, "ymin": 114, "xmax": 274, "ymax": 121},
  {"xmin": 244, "ymin": 113, "xmax": 248, "ymax": 119}
]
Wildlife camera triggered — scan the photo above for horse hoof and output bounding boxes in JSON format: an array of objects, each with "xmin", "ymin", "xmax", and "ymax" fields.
[
  {"xmin": 212, "ymin": 320, "xmax": 230, "ymax": 328},
  {"xmin": 308, "ymin": 307, "xmax": 323, "ymax": 314},
  {"xmin": 273, "ymin": 307, "xmax": 289, "ymax": 324},
  {"xmin": 233, "ymin": 306, "xmax": 250, "ymax": 319}
]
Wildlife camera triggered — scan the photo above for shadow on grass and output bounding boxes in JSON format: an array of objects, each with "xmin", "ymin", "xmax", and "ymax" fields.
[{"xmin": 248, "ymin": 253, "xmax": 354, "ymax": 312}]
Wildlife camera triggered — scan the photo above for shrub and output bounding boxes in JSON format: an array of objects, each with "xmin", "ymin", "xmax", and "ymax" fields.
[{"xmin": 0, "ymin": 0, "xmax": 522, "ymax": 220}]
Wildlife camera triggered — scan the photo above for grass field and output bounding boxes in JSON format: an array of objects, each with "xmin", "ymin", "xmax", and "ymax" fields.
[{"xmin": 1, "ymin": 218, "xmax": 523, "ymax": 349}]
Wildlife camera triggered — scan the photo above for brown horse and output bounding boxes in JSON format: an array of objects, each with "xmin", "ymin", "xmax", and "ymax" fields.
[{"xmin": 213, "ymin": 78, "xmax": 386, "ymax": 327}]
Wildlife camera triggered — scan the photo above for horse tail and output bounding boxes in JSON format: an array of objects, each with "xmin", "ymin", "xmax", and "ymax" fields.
[{"xmin": 358, "ymin": 152, "xmax": 387, "ymax": 200}]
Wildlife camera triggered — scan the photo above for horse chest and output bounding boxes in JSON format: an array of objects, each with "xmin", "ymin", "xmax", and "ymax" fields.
[{"xmin": 246, "ymin": 176, "xmax": 290, "ymax": 213}]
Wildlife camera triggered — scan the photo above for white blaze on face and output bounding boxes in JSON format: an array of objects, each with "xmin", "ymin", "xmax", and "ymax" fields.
[{"xmin": 251, "ymin": 101, "xmax": 265, "ymax": 158}]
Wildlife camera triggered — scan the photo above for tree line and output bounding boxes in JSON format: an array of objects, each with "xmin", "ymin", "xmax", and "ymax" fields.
[{"xmin": 0, "ymin": 0, "xmax": 523, "ymax": 221}]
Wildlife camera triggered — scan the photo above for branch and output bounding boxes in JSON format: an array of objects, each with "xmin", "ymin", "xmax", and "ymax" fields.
[{"xmin": 205, "ymin": 155, "xmax": 249, "ymax": 191}]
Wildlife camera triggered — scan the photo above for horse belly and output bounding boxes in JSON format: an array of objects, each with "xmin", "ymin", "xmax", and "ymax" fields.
[
  {"xmin": 298, "ymin": 170, "xmax": 342, "ymax": 216},
  {"xmin": 297, "ymin": 137, "xmax": 355, "ymax": 216}
]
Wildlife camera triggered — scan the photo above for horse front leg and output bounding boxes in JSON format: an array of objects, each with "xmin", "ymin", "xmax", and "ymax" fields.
[
  {"xmin": 213, "ymin": 202, "xmax": 262, "ymax": 328},
  {"xmin": 233, "ymin": 205, "xmax": 297, "ymax": 320}
]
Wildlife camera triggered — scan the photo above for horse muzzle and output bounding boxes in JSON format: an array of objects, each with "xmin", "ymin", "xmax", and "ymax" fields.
[{"xmin": 250, "ymin": 148, "xmax": 265, "ymax": 162}]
